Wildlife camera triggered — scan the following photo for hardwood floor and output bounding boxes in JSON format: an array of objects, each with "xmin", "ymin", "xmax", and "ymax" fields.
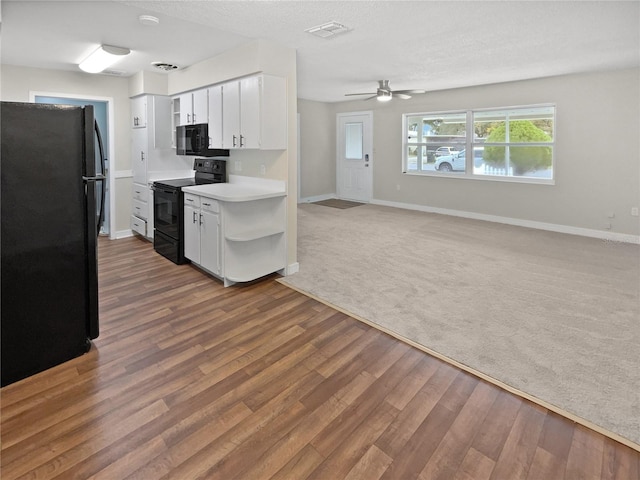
[{"xmin": 1, "ymin": 236, "xmax": 638, "ymax": 479}]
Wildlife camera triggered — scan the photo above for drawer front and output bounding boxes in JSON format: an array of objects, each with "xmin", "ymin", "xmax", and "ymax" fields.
[
  {"xmin": 130, "ymin": 215, "xmax": 147, "ymax": 236},
  {"xmin": 133, "ymin": 199, "xmax": 148, "ymax": 220},
  {"xmin": 184, "ymin": 193, "xmax": 201, "ymax": 208},
  {"xmin": 200, "ymin": 198, "xmax": 219, "ymax": 213},
  {"xmin": 132, "ymin": 183, "xmax": 147, "ymax": 202}
]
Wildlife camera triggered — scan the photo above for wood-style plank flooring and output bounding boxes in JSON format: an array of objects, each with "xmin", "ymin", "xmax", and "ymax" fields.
[{"xmin": 1, "ymin": 236, "xmax": 638, "ymax": 479}]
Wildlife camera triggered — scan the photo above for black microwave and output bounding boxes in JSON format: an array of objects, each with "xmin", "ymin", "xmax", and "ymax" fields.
[{"xmin": 176, "ymin": 123, "xmax": 229, "ymax": 157}]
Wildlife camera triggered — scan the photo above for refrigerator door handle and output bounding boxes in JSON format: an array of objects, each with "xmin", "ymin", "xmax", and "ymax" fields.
[
  {"xmin": 94, "ymin": 120, "xmax": 107, "ymax": 236},
  {"xmin": 83, "ymin": 175, "xmax": 107, "ymax": 181}
]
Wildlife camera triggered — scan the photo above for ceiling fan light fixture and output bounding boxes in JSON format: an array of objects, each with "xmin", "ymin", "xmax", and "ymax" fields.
[
  {"xmin": 79, "ymin": 44, "xmax": 130, "ymax": 73},
  {"xmin": 377, "ymin": 91, "xmax": 392, "ymax": 102}
]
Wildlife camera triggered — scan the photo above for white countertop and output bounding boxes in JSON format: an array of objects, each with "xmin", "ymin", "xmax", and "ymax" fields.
[{"xmin": 182, "ymin": 175, "xmax": 286, "ymax": 202}]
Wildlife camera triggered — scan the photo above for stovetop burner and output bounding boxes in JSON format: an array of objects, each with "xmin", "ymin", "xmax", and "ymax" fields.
[
  {"xmin": 153, "ymin": 177, "xmax": 198, "ymax": 189},
  {"xmin": 153, "ymin": 158, "xmax": 227, "ymax": 190}
]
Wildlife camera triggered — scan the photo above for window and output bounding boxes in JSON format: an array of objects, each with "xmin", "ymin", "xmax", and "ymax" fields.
[
  {"xmin": 345, "ymin": 122, "xmax": 363, "ymax": 159},
  {"xmin": 403, "ymin": 105, "xmax": 555, "ymax": 183},
  {"xmin": 406, "ymin": 112, "xmax": 466, "ymax": 173}
]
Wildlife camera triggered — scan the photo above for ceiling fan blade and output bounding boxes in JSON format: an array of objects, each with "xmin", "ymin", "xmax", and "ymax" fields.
[
  {"xmin": 345, "ymin": 92, "xmax": 376, "ymax": 96},
  {"xmin": 364, "ymin": 95, "xmax": 378, "ymax": 101},
  {"xmin": 394, "ymin": 89, "xmax": 426, "ymax": 95},
  {"xmin": 395, "ymin": 93, "xmax": 411, "ymax": 100}
]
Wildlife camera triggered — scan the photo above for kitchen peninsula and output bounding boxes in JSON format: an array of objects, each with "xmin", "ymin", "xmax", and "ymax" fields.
[{"xmin": 182, "ymin": 175, "xmax": 286, "ymax": 287}]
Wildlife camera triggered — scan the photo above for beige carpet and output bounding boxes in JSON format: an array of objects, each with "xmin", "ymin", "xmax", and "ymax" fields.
[{"xmin": 280, "ymin": 203, "xmax": 640, "ymax": 448}]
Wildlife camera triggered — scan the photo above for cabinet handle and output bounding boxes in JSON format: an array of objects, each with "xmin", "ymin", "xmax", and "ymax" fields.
[
  {"xmin": 193, "ymin": 211, "xmax": 198, "ymax": 223},
  {"xmin": 193, "ymin": 113, "xmax": 196, "ymax": 123},
  {"xmin": 186, "ymin": 198, "xmax": 194, "ymax": 203},
  {"xmin": 199, "ymin": 213, "xmax": 203, "ymax": 226},
  {"xmin": 187, "ymin": 113, "xmax": 191, "ymax": 123},
  {"xmin": 240, "ymin": 135, "xmax": 244, "ymax": 147},
  {"xmin": 141, "ymin": 151, "xmax": 145, "ymax": 161},
  {"xmin": 203, "ymin": 202, "xmax": 211, "ymax": 206},
  {"xmin": 233, "ymin": 135, "xmax": 237, "ymax": 147}
]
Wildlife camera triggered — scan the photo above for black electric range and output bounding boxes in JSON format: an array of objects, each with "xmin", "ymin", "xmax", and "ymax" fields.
[{"xmin": 152, "ymin": 158, "xmax": 226, "ymax": 264}]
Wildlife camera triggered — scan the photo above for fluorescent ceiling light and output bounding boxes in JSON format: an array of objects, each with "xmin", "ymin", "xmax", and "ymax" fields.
[
  {"xmin": 79, "ymin": 45, "xmax": 130, "ymax": 73},
  {"xmin": 377, "ymin": 91, "xmax": 392, "ymax": 102}
]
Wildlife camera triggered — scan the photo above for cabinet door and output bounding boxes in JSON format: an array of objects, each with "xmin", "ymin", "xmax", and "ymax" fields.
[
  {"xmin": 132, "ymin": 128, "xmax": 147, "ymax": 184},
  {"xmin": 200, "ymin": 210, "xmax": 220, "ymax": 274},
  {"xmin": 131, "ymin": 96, "xmax": 147, "ymax": 128},
  {"xmin": 240, "ymin": 76, "xmax": 260, "ymax": 148},
  {"xmin": 178, "ymin": 93, "xmax": 192, "ymax": 126},
  {"xmin": 208, "ymin": 85, "xmax": 223, "ymax": 149},
  {"xmin": 184, "ymin": 204, "xmax": 200, "ymax": 263},
  {"xmin": 222, "ymin": 81, "xmax": 240, "ymax": 148},
  {"xmin": 192, "ymin": 89, "xmax": 208, "ymax": 125}
]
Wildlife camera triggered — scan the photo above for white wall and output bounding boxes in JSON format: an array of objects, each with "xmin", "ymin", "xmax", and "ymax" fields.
[
  {"xmin": 0, "ymin": 65, "xmax": 133, "ymax": 234},
  {"xmin": 301, "ymin": 68, "xmax": 640, "ymax": 238}
]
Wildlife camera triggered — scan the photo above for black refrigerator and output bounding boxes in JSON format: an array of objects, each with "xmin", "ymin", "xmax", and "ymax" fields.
[{"xmin": 1, "ymin": 101, "xmax": 105, "ymax": 387}]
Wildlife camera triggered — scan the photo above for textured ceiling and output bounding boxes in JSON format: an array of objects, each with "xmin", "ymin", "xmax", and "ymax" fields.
[{"xmin": 2, "ymin": 1, "xmax": 639, "ymax": 102}]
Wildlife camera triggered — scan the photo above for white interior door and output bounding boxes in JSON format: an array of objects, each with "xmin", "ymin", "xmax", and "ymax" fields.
[{"xmin": 337, "ymin": 112, "xmax": 373, "ymax": 202}]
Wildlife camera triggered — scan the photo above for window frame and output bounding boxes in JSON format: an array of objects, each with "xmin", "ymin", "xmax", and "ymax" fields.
[{"xmin": 402, "ymin": 104, "xmax": 556, "ymax": 185}]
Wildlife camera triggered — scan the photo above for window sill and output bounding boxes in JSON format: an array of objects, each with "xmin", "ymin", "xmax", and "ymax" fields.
[{"xmin": 402, "ymin": 170, "xmax": 556, "ymax": 186}]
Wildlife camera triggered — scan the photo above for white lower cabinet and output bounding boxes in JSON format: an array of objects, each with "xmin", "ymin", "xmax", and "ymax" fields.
[
  {"xmin": 184, "ymin": 194, "xmax": 220, "ymax": 276},
  {"xmin": 130, "ymin": 215, "xmax": 147, "ymax": 236},
  {"xmin": 183, "ymin": 187, "xmax": 286, "ymax": 287}
]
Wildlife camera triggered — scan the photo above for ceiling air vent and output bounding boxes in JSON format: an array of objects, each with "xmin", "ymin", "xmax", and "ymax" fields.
[
  {"xmin": 152, "ymin": 62, "xmax": 179, "ymax": 71},
  {"xmin": 305, "ymin": 21, "xmax": 349, "ymax": 39}
]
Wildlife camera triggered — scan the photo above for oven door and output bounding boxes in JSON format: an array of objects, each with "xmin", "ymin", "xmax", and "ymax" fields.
[{"xmin": 152, "ymin": 185, "xmax": 181, "ymax": 239}]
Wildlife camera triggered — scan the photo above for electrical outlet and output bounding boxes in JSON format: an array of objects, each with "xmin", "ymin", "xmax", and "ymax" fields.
[
  {"xmin": 607, "ymin": 212, "xmax": 615, "ymax": 219},
  {"xmin": 260, "ymin": 164, "xmax": 266, "ymax": 175},
  {"xmin": 632, "ymin": 207, "xmax": 639, "ymax": 217}
]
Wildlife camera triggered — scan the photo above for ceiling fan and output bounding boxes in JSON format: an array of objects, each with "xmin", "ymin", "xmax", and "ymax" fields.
[{"xmin": 345, "ymin": 80, "xmax": 426, "ymax": 102}]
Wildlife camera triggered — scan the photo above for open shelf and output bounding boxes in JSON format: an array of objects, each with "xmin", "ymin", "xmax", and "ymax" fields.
[{"xmin": 225, "ymin": 226, "xmax": 285, "ymax": 242}]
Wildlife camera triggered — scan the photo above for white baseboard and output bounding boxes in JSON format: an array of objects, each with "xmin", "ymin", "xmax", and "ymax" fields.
[
  {"xmin": 114, "ymin": 229, "xmax": 134, "ymax": 239},
  {"xmin": 371, "ymin": 199, "xmax": 640, "ymax": 244},
  {"xmin": 299, "ymin": 193, "xmax": 336, "ymax": 204},
  {"xmin": 285, "ymin": 262, "xmax": 300, "ymax": 275}
]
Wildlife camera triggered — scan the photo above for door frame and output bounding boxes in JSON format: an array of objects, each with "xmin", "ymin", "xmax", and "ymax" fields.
[
  {"xmin": 30, "ymin": 91, "xmax": 116, "ymax": 239},
  {"xmin": 336, "ymin": 111, "xmax": 373, "ymax": 202}
]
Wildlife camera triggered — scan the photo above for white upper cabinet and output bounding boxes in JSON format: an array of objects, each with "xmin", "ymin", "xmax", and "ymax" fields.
[
  {"xmin": 221, "ymin": 74, "xmax": 287, "ymax": 150},
  {"xmin": 208, "ymin": 85, "xmax": 223, "ymax": 149},
  {"xmin": 222, "ymin": 80, "xmax": 241, "ymax": 148},
  {"xmin": 131, "ymin": 95, "xmax": 147, "ymax": 128},
  {"xmin": 192, "ymin": 89, "xmax": 208, "ymax": 125},
  {"xmin": 177, "ymin": 89, "xmax": 208, "ymax": 126}
]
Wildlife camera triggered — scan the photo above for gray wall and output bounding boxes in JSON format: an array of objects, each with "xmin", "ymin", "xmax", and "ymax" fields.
[
  {"xmin": 297, "ymin": 99, "xmax": 336, "ymax": 199},
  {"xmin": 299, "ymin": 68, "xmax": 640, "ymax": 237}
]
